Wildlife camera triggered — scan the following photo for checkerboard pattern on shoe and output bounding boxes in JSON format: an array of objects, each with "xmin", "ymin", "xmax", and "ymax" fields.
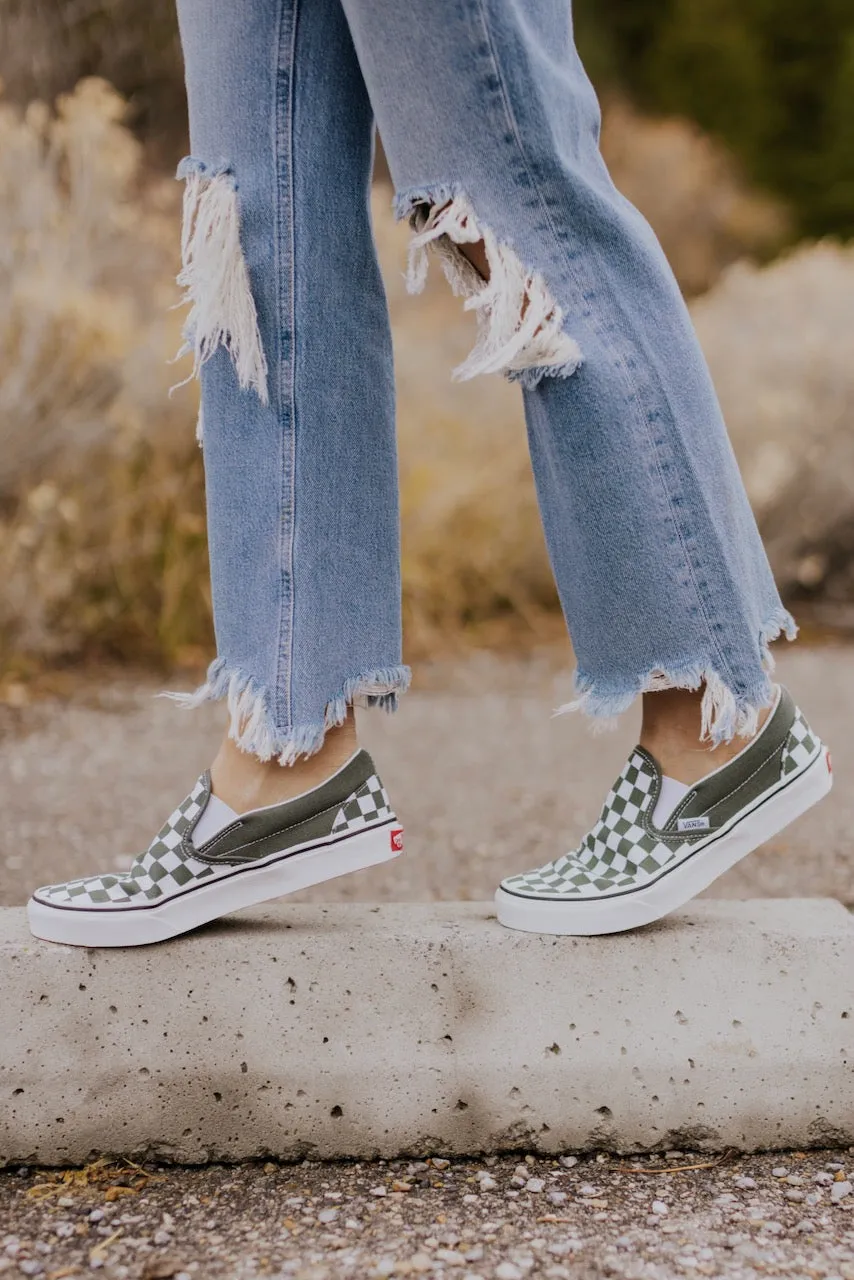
[
  {"xmin": 501, "ymin": 751, "xmax": 682, "ymax": 901},
  {"xmin": 332, "ymin": 775, "xmax": 393, "ymax": 835},
  {"xmin": 501, "ymin": 692, "xmax": 826, "ymax": 906},
  {"xmin": 780, "ymin": 708, "xmax": 820, "ymax": 777},
  {"xmin": 37, "ymin": 777, "xmax": 218, "ymax": 908}
]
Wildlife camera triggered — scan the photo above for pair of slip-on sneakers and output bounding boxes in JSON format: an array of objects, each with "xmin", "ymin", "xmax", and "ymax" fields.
[{"xmin": 28, "ymin": 687, "xmax": 831, "ymax": 947}]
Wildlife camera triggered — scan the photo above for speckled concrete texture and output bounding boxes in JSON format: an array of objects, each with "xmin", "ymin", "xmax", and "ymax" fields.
[{"xmin": 2, "ymin": 899, "xmax": 852, "ymax": 1166}]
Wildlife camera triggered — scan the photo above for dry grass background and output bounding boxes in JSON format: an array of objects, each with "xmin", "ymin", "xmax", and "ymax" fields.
[{"xmin": 0, "ymin": 80, "xmax": 851, "ymax": 686}]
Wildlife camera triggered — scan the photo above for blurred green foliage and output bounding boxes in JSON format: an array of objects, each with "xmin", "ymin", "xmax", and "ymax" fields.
[
  {"xmin": 575, "ymin": 0, "xmax": 854, "ymax": 238},
  {"xmin": 0, "ymin": 0, "xmax": 850, "ymax": 239}
]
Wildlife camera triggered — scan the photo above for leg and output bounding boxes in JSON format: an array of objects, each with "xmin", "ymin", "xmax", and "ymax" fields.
[
  {"xmin": 336, "ymin": 0, "xmax": 830, "ymax": 934},
  {"xmin": 26, "ymin": 0, "xmax": 409, "ymax": 946},
  {"xmin": 340, "ymin": 0, "xmax": 792, "ymax": 743},
  {"xmin": 174, "ymin": 0, "xmax": 407, "ymax": 787}
]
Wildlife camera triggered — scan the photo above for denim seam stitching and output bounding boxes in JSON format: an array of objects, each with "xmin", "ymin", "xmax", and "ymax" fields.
[
  {"xmin": 273, "ymin": 0, "xmax": 299, "ymax": 730},
  {"xmin": 285, "ymin": 0, "xmax": 300, "ymax": 729},
  {"xmin": 272, "ymin": 0, "xmax": 286, "ymax": 729},
  {"xmin": 470, "ymin": 0, "xmax": 736, "ymax": 691}
]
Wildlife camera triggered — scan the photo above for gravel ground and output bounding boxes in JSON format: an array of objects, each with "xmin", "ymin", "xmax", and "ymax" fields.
[
  {"xmin": 1, "ymin": 1150, "xmax": 853, "ymax": 1280},
  {"xmin": 2, "ymin": 644, "xmax": 852, "ymax": 1277},
  {"xmin": 0, "ymin": 644, "xmax": 851, "ymax": 906}
]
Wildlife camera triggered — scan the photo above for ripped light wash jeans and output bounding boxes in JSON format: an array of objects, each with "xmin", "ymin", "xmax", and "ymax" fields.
[{"xmin": 173, "ymin": 0, "xmax": 795, "ymax": 761}]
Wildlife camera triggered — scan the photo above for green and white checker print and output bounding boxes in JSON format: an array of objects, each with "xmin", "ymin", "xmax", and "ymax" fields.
[
  {"xmin": 501, "ymin": 751, "xmax": 685, "ymax": 901},
  {"xmin": 780, "ymin": 708, "xmax": 820, "ymax": 777},
  {"xmin": 503, "ymin": 698, "xmax": 824, "ymax": 903},
  {"xmin": 36, "ymin": 777, "xmax": 217, "ymax": 910},
  {"xmin": 331, "ymin": 775, "xmax": 393, "ymax": 835}
]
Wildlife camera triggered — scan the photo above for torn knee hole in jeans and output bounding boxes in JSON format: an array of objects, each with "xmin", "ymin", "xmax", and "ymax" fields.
[
  {"xmin": 397, "ymin": 189, "xmax": 582, "ymax": 388},
  {"xmin": 172, "ymin": 158, "xmax": 269, "ymax": 439}
]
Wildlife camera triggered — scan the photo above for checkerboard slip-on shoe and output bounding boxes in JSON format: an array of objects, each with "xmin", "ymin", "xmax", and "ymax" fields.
[
  {"xmin": 28, "ymin": 749, "xmax": 402, "ymax": 948},
  {"xmin": 496, "ymin": 686, "xmax": 832, "ymax": 937}
]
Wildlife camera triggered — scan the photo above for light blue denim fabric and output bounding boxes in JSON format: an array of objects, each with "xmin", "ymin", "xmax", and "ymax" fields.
[{"xmin": 173, "ymin": 0, "xmax": 795, "ymax": 760}]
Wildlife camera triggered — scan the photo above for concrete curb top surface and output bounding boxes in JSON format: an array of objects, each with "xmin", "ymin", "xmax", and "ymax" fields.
[{"xmin": 2, "ymin": 899, "xmax": 852, "ymax": 1166}]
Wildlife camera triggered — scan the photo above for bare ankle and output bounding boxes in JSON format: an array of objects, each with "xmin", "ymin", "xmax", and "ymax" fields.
[
  {"xmin": 210, "ymin": 712, "xmax": 359, "ymax": 813},
  {"xmin": 639, "ymin": 686, "xmax": 772, "ymax": 786}
]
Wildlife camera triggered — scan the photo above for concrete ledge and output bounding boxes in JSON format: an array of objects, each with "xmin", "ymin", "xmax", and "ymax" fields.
[{"xmin": 2, "ymin": 899, "xmax": 852, "ymax": 1165}]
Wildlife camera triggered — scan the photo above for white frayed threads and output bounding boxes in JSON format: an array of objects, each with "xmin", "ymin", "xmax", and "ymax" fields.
[
  {"xmin": 404, "ymin": 194, "xmax": 581, "ymax": 384},
  {"xmin": 174, "ymin": 168, "xmax": 268, "ymax": 404},
  {"xmin": 557, "ymin": 667, "xmax": 774, "ymax": 745},
  {"xmin": 555, "ymin": 612, "xmax": 797, "ymax": 745},
  {"xmin": 162, "ymin": 660, "xmax": 411, "ymax": 766}
]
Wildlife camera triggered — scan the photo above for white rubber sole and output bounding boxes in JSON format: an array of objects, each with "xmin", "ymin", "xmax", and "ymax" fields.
[
  {"xmin": 27, "ymin": 821, "xmax": 403, "ymax": 948},
  {"xmin": 495, "ymin": 748, "xmax": 833, "ymax": 937}
]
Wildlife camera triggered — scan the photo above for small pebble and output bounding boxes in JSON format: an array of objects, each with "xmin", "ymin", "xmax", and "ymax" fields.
[
  {"xmin": 559, "ymin": 1157, "xmax": 578, "ymax": 1169},
  {"xmin": 152, "ymin": 1230, "xmax": 172, "ymax": 1245},
  {"xmin": 646, "ymin": 1215, "xmax": 661, "ymax": 1227},
  {"xmin": 495, "ymin": 1264, "xmax": 523, "ymax": 1280},
  {"xmin": 478, "ymin": 1175, "xmax": 498, "ymax": 1192},
  {"xmin": 814, "ymin": 1171, "xmax": 834, "ymax": 1184},
  {"xmin": 785, "ymin": 1175, "xmax": 803, "ymax": 1186},
  {"xmin": 794, "ymin": 1219, "xmax": 816, "ymax": 1234},
  {"xmin": 826, "ymin": 1162, "xmax": 845, "ymax": 1171},
  {"xmin": 652, "ymin": 1201, "xmax": 669, "ymax": 1216},
  {"xmin": 19, "ymin": 1264, "xmax": 44, "ymax": 1277},
  {"xmin": 370, "ymin": 1187, "xmax": 387, "ymax": 1198},
  {"xmin": 525, "ymin": 1178, "xmax": 545, "ymax": 1194},
  {"xmin": 785, "ymin": 1191, "xmax": 805, "ymax": 1203},
  {"xmin": 317, "ymin": 1208, "xmax": 338, "ymax": 1224},
  {"xmin": 547, "ymin": 1191, "xmax": 567, "ymax": 1206},
  {"xmin": 734, "ymin": 1177, "xmax": 756, "ymax": 1190},
  {"xmin": 431, "ymin": 1159, "xmax": 450, "ymax": 1171},
  {"xmin": 772, "ymin": 1167, "xmax": 788, "ymax": 1178},
  {"xmin": 831, "ymin": 1181, "xmax": 852, "ymax": 1203},
  {"xmin": 579, "ymin": 1185, "xmax": 600, "ymax": 1198}
]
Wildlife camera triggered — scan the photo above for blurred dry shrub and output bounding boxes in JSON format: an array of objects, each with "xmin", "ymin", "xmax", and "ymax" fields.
[
  {"xmin": 0, "ymin": 80, "xmax": 850, "ymax": 682},
  {"xmin": 601, "ymin": 98, "xmax": 788, "ymax": 297},
  {"xmin": 0, "ymin": 79, "xmax": 210, "ymax": 673},
  {"xmin": 693, "ymin": 241, "xmax": 854, "ymax": 617}
]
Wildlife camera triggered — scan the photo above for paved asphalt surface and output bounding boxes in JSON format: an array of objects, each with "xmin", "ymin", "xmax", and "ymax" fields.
[{"xmin": 1, "ymin": 644, "xmax": 851, "ymax": 1278}]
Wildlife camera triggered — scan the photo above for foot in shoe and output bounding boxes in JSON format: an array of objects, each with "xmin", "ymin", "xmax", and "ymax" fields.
[
  {"xmin": 28, "ymin": 749, "xmax": 402, "ymax": 948},
  {"xmin": 496, "ymin": 686, "xmax": 832, "ymax": 937}
]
